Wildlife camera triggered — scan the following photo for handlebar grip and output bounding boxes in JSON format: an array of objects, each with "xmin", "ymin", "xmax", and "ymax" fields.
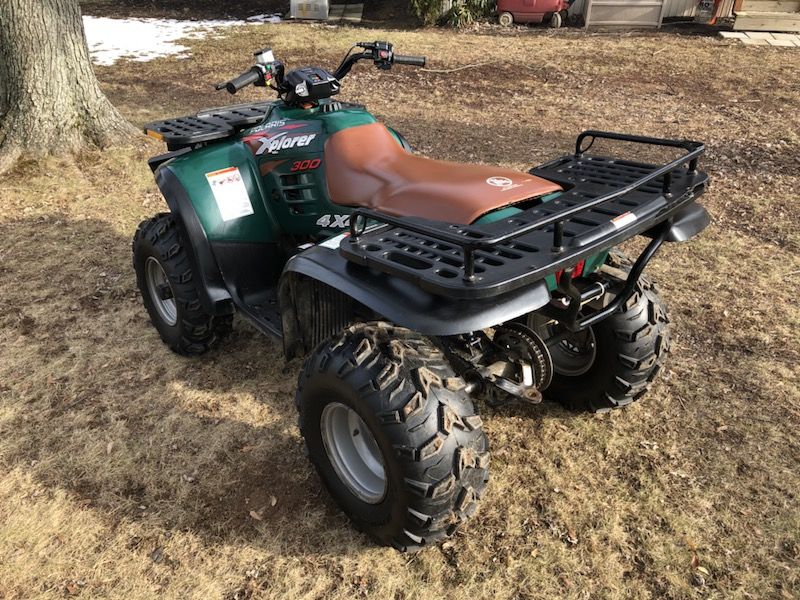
[
  {"xmin": 393, "ymin": 54, "xmax": 426, "ymax": 67},
  {"xmin": 224, "ymin": 67, "xmax": 261, "ymax": 94}
]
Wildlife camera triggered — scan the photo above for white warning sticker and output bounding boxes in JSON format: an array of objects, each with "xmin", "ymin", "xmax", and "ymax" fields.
[
  {"xmin": 205, "ymin": 167, "xmax": 254, "ymax": 222},
  {"xmin": 611, "ymin": 212, "xmax": 637, "ymax": 229},
  {"xmin": 316, "ymin": 225, "xmax": 384, "ymax": 250},
  {"xmin": 318, "ymin": 232, "xmax": 350, "ymax": 249}
]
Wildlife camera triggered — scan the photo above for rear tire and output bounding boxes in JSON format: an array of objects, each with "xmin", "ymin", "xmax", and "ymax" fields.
[
  {"xmin": 297, "ymin": 322, "xmax": 490, "ymax": 551},
  {"xmin": 535, "ymin": 251, "xmax": 671, "ymax": 412},
  {"xmin": 549, "ymin": 11, "xmax": 563, "ymax": 28},
  {"xmin": 133, "ymin": 213, "xmax": 232, "ymax": 356}
]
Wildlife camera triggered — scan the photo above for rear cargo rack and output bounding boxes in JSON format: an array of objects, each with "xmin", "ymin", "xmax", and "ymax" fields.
[
  {"xmin": 340, "ymin": 131, "xmax": 708, "ymax": 299},
  {"xmin": 143, "ymin": 101, "xmax": 274, "ymax": 150}
]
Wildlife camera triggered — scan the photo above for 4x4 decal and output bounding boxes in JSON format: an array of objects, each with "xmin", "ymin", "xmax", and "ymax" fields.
[{"xmin": 316, "ymin": 214, "xmax": 350, "ymax": 228}]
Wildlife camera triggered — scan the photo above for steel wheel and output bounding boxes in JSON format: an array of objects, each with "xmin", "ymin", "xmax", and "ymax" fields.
[
  {"xmin": 321, "ymin": 402, "xmax": 387, "ymax": 504},
  {"xmin": 499, "ymin": 11, "xmax": 514, "ymax": 26},
  {"xmin": 144, "ymin": 256, "xmax": 177, "ymax": 326}
]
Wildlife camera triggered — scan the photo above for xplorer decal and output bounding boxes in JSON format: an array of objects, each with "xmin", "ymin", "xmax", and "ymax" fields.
[
  {"xmin": 256, "ymin": 131, "xmax": 318, "ymax": 155},
  {"xmin": 244, "ymin": 121, "xmax": 322, "ymax": 156}
]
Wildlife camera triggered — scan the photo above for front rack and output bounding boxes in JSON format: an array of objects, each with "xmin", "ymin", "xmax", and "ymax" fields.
[
  {"xmin": 144, "ymin": 101, "xmax": 274, "ymax": 150},
  {"xmin": 340, "ymin": 131, "xmax": 708, "ymax": 299}
]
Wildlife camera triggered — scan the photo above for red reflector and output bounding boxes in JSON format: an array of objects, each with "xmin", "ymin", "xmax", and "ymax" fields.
[{"xmin": 556, "ymin": 260, "xmax": 586, "ymax": 284}]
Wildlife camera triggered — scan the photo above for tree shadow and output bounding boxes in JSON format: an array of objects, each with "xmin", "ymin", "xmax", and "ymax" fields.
[{"xmin": 0, "ymin": 215, "xmax": 362, "ymax": 559}]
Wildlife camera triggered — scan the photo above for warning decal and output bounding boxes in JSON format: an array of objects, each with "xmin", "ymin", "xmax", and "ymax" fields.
[
  {"xmin": 205, "ymin": 167, "xmax": 254, "ymax": 222},
  {"xmin": 611, "ymin": 212, "xmax": 637, "ymax": 229}
]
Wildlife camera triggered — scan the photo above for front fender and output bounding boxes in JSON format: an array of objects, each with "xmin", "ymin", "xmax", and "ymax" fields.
[{"xmin": 155, "ymin": 166, "xmax": 234, "ymax": 315}]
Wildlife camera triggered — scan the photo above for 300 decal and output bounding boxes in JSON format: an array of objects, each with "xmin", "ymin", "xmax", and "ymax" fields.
[
  {"xmin": 316, "ymin": 214, "xmax": 350, "ymax": 228},
  {"xmin": 291, "ymin": 158, "xmax": 321, "ymax": 172}
]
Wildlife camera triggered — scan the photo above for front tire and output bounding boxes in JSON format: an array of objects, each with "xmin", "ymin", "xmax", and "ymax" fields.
[
  {"xmin": 535, "ymin": 252, "xmax": 671, "ymax": 412},
  {"xmin": 297, "ymin": 322, "xmax": 490, "ymax": 551},
  {"xmin": 133, "ymin": 213, "xmax": 232, "ymax": 356}
]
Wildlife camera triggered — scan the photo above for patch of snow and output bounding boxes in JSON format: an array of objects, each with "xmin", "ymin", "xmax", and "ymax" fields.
[
  {"xmin": 247, "ymin": 14, "xmax": 283, "ymax": 24},
  {"xmin": 83, "ymin": 16, "xmax": 280, "ymax": 66}
]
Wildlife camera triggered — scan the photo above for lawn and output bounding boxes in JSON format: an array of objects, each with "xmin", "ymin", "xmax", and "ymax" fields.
[{"xmin": 0, "ymin": 20, "xmax": 798, "ymax": 600}]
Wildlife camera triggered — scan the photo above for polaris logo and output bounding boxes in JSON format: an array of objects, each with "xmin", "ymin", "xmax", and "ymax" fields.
[
  {"xmin": 252, "ymin": 119, "xmax": 286, "ymax": 132},
  {"xmin": 486, "ymin": 176, "xmax": 513, "ymax": 187},
  {"xmin": 486, "ymin": 176, "xmax": 522, "ymax": 192},
  {"xmin": 255, "ymin": 132, "xmax": 318, "ymax": 155}
]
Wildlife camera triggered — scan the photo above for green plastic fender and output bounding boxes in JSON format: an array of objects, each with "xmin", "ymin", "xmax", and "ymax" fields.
[{"xmin": 166, "ymin": 141, "xmax": 281, "ymax": 244}]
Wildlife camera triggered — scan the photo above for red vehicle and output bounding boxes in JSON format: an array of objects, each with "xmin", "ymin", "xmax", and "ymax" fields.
[{"xmin": 498, "ymin": 0, "xmax": 573, "ymax": 27}]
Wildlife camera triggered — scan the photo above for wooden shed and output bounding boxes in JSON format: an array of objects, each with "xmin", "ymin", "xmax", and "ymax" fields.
[{"xmin": 732, "ymin": 0, "xmax": 800, "ymax": 32}]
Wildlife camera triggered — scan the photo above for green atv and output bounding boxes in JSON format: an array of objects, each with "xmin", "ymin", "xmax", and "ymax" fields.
[{"xmin": 134, "ymin": 42, "xmax": 710, "ymax": 551}]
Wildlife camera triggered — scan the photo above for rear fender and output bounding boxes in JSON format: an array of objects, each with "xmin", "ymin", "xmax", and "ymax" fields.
[
  {"xmin": 663, "ymin": 201, "xmax": 710, "ymax": 242},
  {"xmin": 279, "ymin": 245, "xmax": 551, "ymax": 359}
]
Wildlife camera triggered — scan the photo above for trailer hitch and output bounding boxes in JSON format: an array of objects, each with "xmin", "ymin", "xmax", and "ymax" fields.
[{"xmin": 543, "ymin": 221, "xmax": 670, "ymax": 332}]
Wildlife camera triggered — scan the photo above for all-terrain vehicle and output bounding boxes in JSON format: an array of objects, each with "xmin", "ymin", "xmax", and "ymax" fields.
[{"xmin": 134, "ymin": 42, "xmax": 710, "ymax": 551}]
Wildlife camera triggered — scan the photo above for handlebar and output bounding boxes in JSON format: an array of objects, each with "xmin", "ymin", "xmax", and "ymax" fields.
[
  {"xmin": 215, "ymin": 42, "xmax": 426, "ymax": 96},
  {"xmin": 393, "ymin": 54, "xmax": 426, "ymax": 67},
  {"xmin": 215, "ymin": 66, "xmax": 264, "ymax": 94},
  {"xmin": 334, "ymin": 42, "xmax": 427, "ymax": 79}
]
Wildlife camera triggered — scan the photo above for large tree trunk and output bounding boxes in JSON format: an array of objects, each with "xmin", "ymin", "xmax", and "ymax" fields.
[{"xmin": 0, "ymin": 0, "xmax": 136, "ymax": 172}]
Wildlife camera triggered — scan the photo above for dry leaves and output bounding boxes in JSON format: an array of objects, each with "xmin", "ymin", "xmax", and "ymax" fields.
[{"xmin": 249, "ymin": 496, "xmax": 278, "ymax": 521}]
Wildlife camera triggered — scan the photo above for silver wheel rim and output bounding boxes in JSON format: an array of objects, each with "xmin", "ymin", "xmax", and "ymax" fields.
[
  {"xmin": 145, "ymin": 256, "xmax": 177, "ymax": 326},
  {"xmin": 321, "ymin": 402, "xmax": 387, "ymax": 504},
  {"xmin": 549, "ymin": 327, "xmax": 597, "ymax": 376}
]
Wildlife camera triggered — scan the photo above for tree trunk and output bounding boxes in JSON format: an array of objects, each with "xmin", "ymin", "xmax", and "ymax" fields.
[{"xmin": 0, "ymin": 0, "xmax": 136, "ymax": 172}]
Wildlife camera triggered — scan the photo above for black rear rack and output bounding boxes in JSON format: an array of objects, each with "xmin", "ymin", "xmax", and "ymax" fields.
[
  {"xmin": 144, "ymin": 101, "xmax": 274, "ymax": 150},
  {"xmin": 340, "ymin": 131, "xmax": 708, "ymax": 299}
]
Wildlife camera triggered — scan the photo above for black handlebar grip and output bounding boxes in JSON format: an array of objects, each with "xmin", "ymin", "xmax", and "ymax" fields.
[
  {"xmin": 225, "ymin": 67, "xmax": 261, "ymax": 94},
  {"xmin": 393, "ymin": 55, "xmax": 426, "ymax": 67}
]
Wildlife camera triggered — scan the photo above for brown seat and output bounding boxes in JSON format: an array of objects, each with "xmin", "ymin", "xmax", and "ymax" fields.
[{"xmin": 324, "ymin": 123, "xmax": 562, "ymax": 224}]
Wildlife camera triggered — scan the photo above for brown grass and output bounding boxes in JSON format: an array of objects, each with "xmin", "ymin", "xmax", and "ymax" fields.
[{"xmin": 1, "ymin": 22, "xmax": 799, "ymax": 600}]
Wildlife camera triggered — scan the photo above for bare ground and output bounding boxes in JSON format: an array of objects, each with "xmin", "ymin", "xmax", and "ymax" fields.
[{"xmin": 0, "ymin": 22, "xmax": 799, "ymax": 600}]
